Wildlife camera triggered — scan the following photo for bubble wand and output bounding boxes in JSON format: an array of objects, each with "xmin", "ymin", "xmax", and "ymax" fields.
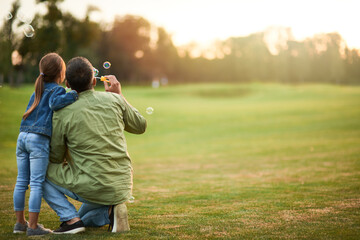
[{"xmin": 95, "ymin": 76, "xmax": 110, "ymax": 83}]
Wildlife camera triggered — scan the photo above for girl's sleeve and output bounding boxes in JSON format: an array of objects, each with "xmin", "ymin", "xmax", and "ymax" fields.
[{"xmin": 49, "ymin": 87, "xmax": 78, "ymax": 111}]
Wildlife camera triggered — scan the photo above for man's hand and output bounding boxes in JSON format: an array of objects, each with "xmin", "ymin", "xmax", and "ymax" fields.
[{"xmin": 103, "ymin": 75, "xmax": 121, "ymax": 94}]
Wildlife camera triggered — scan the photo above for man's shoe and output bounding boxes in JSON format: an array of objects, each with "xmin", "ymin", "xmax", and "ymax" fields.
[
  {"xmin": 26, "ymin": 224, "xmax": 52, "ymax": 236},
  {"xmin": 13, "ymin": 221, "xmax": 28, "ymax": 233},
  {"xmin": 109, "ymin": 203, "xmax": 130, "ymax": 233},
  {"xmin": 53, "ymin": 220, "xmax": 85, "ymax": 234}
]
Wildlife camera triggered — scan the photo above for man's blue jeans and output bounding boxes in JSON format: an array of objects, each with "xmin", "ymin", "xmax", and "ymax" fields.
[{"xmin": 42, "ymin": 179, "xmax": 110, "ymax": 227}]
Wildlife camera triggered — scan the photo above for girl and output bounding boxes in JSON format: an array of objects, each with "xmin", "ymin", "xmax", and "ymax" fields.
[{"xmin": 13, "ymin": 53, "xmax": 78, "ymax": 236}]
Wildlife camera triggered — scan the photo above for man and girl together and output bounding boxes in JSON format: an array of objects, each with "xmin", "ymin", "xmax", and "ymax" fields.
[{"xmin": 12, "ymin": 53, "xmax": 147, "ymax": 236}]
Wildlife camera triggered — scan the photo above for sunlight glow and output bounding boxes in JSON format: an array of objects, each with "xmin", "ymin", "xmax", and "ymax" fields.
[{"xmin": 2, "ymin": 0, "xmax": 359, "ymax": 49}]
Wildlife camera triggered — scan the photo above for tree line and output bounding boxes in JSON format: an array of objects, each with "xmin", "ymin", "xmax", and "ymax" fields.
[{"xmin": 1, "ymin": 0, "xmax": 360, "ymax": 86}]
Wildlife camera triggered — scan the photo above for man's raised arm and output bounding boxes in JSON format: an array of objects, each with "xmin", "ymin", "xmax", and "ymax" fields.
[{"xmin": 103, "ymin": 75, "xmax": 147, "ymax": 134}]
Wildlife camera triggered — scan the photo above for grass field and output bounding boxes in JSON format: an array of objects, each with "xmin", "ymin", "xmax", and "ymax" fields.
[{"xmin": 0, "ymin": 83, "xmax": 359, "ymax": 239}]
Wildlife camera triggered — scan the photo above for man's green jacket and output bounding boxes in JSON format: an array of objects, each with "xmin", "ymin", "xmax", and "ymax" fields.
[{"xmin": 46, "ymin": 89, "xmax": 146, "ymax": 205}]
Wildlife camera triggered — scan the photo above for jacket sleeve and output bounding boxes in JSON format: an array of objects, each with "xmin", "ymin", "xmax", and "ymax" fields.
[
  {"xmin": 120, "ymin": 95, "xmax": 147, "ymax": 134},
  {"xmin": 49, "ymin": 87, "xmax": 78, "ymax": 111},
  {"xmin": 49, "ymin": 112, "xmax": 66, "ymax": 163}
]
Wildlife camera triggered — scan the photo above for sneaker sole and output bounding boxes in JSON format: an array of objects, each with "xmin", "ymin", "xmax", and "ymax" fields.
[
  {"xmin": 53, "ymin": 227, "xmax": 85, "ymax": 234},
  {"xmin": 13, "ymin": 230, "xmax": 26, "ymax": 234},
  {"xmin": 112, "ymin": 203, "xmax": 130, "ymax": 233}
]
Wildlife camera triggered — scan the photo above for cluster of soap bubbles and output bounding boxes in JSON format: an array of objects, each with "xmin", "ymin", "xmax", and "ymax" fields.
[
  {"xmin": 6, "ymin": 11, "xmax": 34, "ymax": 38},
  {"xmin": 93, "ymin": 61, "xmax": 111, "ymax": 79}
]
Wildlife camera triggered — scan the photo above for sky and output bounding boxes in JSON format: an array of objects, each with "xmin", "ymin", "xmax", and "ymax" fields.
[{"xmin": 1, "ymin": 0, "xmax": 359, "ymax": 49}]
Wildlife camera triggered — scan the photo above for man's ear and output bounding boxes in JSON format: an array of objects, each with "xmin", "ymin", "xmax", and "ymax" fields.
[
  {"xmin": 65, "ymin": 80, "xmax": 70, "ymax": 88},
  {"xmin": 92, "ymin": 78, "xmax": 97, "ymax": 87}
]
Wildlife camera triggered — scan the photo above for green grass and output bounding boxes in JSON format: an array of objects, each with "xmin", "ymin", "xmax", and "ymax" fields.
[{"xmin": 0, "ymin": 83, "xmax": 359, "ymax": 239}]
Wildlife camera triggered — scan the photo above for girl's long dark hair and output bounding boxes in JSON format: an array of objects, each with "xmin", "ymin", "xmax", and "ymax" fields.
[{"xmin": 23, "ymin": 53, "xmax": 65, "ymax": 120}]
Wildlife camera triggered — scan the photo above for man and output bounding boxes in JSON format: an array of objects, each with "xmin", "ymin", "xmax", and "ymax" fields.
[{"xmin": 43, "ymin": 57, "xmax": 147, "ymax": 234}]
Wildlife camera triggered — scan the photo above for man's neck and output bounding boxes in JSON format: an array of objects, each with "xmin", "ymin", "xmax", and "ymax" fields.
[{"xmin": 77, "ymin": 87, "xmax": 94, "ymax": 94}]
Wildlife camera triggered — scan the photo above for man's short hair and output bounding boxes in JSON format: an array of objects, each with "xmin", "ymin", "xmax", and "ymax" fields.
[{"xmin": 66, "ymin": 57, "xmax": 93, "ymax": 92}]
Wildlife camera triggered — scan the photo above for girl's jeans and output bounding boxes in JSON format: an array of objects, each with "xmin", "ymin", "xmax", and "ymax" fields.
[{"xmin": 13, "ymin": 132, "xmax": 50, "ymax": 212}]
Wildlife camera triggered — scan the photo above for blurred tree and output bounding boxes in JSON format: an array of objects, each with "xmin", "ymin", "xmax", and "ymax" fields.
[
  {"xmin": 277, "ymin": 40, "xmax": 311, "ymax": 83},
  {"xmin": 17, "ymin": 0, "xmax": 101, "ymax": 83},
  {"xmin": 17, "ymin": 0, "xmax": 63, "ymax": 83},
  {"xmin": 0, "ymin": 0, "xmax": 20, "ymax": 86},
  {"xmin": 61, "ymin": 6, "xmax": 101, "ymax": 63},
  {"xmin": 153, "ymin": 27, "xmax": 179, "ymax": 81},
  {"xmin": 100, "ymin": 15, "xmax": 152, "ymax": 84},
  {"xmin": 304, "ymin": 33, "xmax": 345, "ymax": 83},
  {"xmin": 344, "ymin": 48, "xmax": 360, "ymax": 84},
  {"xmin": 221, "ymin": 33, "xmax": 272, "ymax": 82},
  {"xmin": 323, "ymin": 33, "xmax": 346, "ymax": 84}
]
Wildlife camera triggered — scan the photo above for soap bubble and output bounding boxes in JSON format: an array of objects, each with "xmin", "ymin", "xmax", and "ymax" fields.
[
  {"xmin": 103, "ymin": 61, "xmax": 111, "ymax": 69},
  {"xmin": 93, "ymin": 68, "xmax": 99, "ymax": 77},
  {"xmin": 128, "ymin": 196, "xmax": 135, "ymax": 203},
  {"xmin": 146, "ymin": 107, "xmax": 154, "ymax": 115},
  {"xmin": 17, "ymin": 11, "xmax": 32, "ymax": 24},
  {"xmin": 6, "ymin": 12, "xmax": 13, "ymax": 20},
  {"xmin": 23, "ymin": 25, "xmax": 35, "ymax": 38}
]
